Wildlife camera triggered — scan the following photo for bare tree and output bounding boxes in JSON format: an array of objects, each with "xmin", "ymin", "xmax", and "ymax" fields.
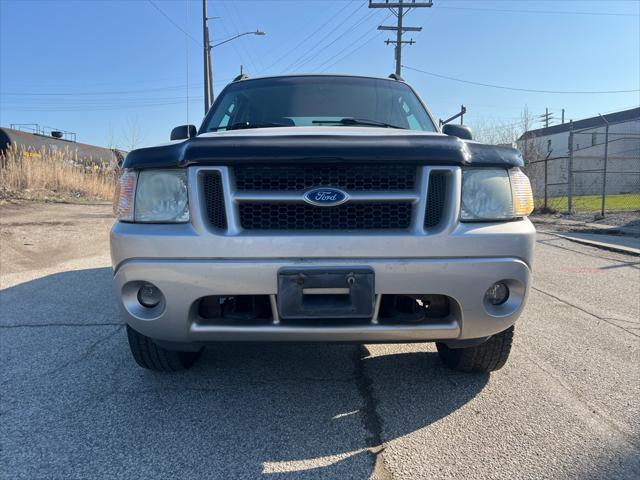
[
  {"xmin": 106, "ymin": 123, "xmax": 117, "ymax": 150},
  {"xmin": 467, "ymin": 107, "xmax": 543, "ymax": 164},
  {"xmin": 119, "ymin": 116, "xmax": 144, "ymax": 152},
  {"xmin": 519, "ymin": 106, "xmax": 543, "ymax": 165},
  {"xmin": 468, "ymin": 117, "xmax": 520, "ymax": 146}
]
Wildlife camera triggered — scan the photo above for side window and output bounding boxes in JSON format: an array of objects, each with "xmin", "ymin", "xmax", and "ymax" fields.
[
  {"xmin": 218, "ymin": 102, "xmax": 236, "ymax": 129},
  {"xmin": 399, "ymin": 98, "xmax": 422, "ymax": 131},
  {"xmin": 205, "ymin": 95, "xmax": 239, "ymax": 131}
]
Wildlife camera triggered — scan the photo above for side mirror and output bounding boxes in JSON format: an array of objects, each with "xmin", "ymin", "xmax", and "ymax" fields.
[
  {"xmin": 170, "ymin": 124, "xmax": 197, "ymax": 141},
  {"xmin": 442, "ymin": 124, "xmax": 473, "ymax": 141}
]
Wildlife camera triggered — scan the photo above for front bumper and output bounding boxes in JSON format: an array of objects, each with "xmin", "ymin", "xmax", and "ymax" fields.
[
  {"xmin": 111, "ymin": 212, "xmax": 534, "ymax": 344},
  {"xmin": 113, "ymin": 255, "xmax": 531, "ymax": 344}
]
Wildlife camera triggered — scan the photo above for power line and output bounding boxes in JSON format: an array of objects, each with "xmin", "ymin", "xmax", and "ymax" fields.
[
  {"xmin": 217, "ymin": 2, "xmax": 258, "ymax": 74},
  {"xmin": 433, "ymin": 5, "xmax": 640, "ymax": 18},
  {"xmin": 317, "ymin": 13, "xmax": 392, "ymax": 72},
  {"xmin": 0, "ymin": 95, "xmax": 213, "ymax": 109},
  {"xmin": 259, "ymin": 1, "xmax": 357, "ymax": 73},
  {"xmin": 0, "ymin": 76, "xmax": 224, "ymax": 88},
  {"xmin": 2, "ymin": 100, "xmax": 206, "ymax": 112},
  {"xmin": 294, "ymin": 9, "xmax": 380, "ymax": 72},
  {"xmin": 1, "ymin": 75, "xmax": 239, "ymax": 97},
  {"xmin": 319, "ymin": 31, "xmax": 381, "ymax": 72},
  {"xmin": 1, "ymin": 84, "xmax": 206, "ymax": 96},
  {"xmin": 147, "ymin": 0, "xmax": 201, "ymax": 47},
  {"xmin": 2, "ymin": 96, "xmax": 205, "ymax": 105},
  {"xmin": 227, "ymin": 1, "xmax": 264, "ymax": 72},
  {"xmin": 402, "ymin": 65, "xmax": 640, "ymax": 94},
  {"xmin": 284, "ymin": 1, "xmax": 366, "ymax": 72}
]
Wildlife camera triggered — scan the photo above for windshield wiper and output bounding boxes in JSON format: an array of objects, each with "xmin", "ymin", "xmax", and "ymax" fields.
[
  {"xmin": 209, "ymin": 121, "xmax": 290, "ymax": 132},
  {"xmin": 312, "ymin": 118, "xmax": 406, "ymax": 129}
]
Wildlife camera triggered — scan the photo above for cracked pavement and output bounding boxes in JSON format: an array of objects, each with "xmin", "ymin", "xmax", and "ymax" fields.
[{"xmin": 1, "ymin": 202, "xmax": 639, "ymax": 479}]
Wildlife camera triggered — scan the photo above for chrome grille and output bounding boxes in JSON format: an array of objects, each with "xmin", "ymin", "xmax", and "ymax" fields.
[{"xmin": 197, "ymin": 165, "xmax": 454, "ymax": 234}]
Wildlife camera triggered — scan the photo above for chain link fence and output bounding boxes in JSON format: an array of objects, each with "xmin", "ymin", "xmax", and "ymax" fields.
[{"xmin": 523, "ymin": 118, "xmax": 640, "ymax": 217}]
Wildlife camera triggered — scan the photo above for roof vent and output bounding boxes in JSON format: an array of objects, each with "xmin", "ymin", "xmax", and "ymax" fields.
[{"xmin": 233, "ymin": 74, "xmax": 250, "ymax": 82}]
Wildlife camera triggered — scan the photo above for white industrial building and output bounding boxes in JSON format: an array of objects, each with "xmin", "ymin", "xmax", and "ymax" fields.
[
  {"xmin": 517, "ymin": 107, "xmax": 640, "ymax": 198},
  {"xmin": 518, "ymin": 107, "xmax": 639, "ymax": 157}
]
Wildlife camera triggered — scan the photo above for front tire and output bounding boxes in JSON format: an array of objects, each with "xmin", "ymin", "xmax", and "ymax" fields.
[
  {"xmin": 126, "ymin": 325, "xmax": 201, "ymax": 371},
  {"xmin": 436, "ymin": 326, "xmax": 514, "ymax": 373}
]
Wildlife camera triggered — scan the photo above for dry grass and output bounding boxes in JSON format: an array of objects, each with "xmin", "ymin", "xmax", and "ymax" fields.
[{"xmin": 0, "ymin": 144, "xmax": 116, "ymax": 202}]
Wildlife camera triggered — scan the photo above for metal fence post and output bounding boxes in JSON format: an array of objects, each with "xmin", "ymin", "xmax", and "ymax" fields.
[
  {"xmin": 544, "ymin": 152, "xmax": 550, "ymax": 210},
  {"xmin": 599, "ymin": 116, "xmax": 610, "ymax": 218},
  {"xmin": 567, "ymin": 121, "xmax": 574, "ymax": 213}
]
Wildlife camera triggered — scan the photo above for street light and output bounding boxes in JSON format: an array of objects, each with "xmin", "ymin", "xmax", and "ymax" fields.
[
  {"xmin": 204, "ymin": 29, "xmax": 266, "ymax": 112},
  {"xmin": 211, "ymin": 30, "xmax": 266, "ymax": 49}
]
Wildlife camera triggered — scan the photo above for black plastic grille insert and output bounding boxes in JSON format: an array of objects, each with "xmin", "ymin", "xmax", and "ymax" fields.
[
  {"xmin": 239, "ymin": 202, "xmax": 413, "ymax": 230},
  {"xmin": 202, "ymin": 172, "xmax": 227, "ymax": 229},
  {"xmin": 424, "ymin": 171, "xmax": 447, "ymax": 228},
  {"xmin": 234, "ymin": 164, "xmax": 416, "ymax": 191}
]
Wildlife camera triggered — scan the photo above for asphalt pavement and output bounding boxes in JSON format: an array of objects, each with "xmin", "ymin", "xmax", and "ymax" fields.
[{"xmin": 1, "ymin": 202, "xmax": 639, "ymax": 479}]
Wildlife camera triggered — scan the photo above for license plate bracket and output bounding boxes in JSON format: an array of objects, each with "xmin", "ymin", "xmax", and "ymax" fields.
[{"xmin": 277, "ymin": 267, "xmax": 375, "ymax": 320}]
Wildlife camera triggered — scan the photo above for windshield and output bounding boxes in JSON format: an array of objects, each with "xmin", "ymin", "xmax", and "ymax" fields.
[{"xmin": 201, "ymin": 76, "xmax": 437, "ymax": 133}]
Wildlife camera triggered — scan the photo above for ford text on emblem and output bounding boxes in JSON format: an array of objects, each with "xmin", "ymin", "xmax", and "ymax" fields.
[{"xmin": 303, "ymin": 187, "xmax": 349, "ymax": 207}]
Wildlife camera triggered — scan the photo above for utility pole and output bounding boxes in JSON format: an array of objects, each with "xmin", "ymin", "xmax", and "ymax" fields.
[
  {"xmin": 202, "ymin": 0, "xmax": 214, "ymax": 113},
  {"xmin": 369, "ymin": 1, "xmax": 433, "ymax": 77},
  {"xmin": 202, "ymin": 3, "xmax": 263, "ymax": 114},
  {"xmin": 539, "ymin": 108, "xmax": 553, "ymax": 128}
]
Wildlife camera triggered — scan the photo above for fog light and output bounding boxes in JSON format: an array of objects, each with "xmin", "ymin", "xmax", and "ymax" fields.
[
  {"xmin": 485, "ymin": 282, "xmax": 509, "ymax": 305},
  {"xmin": 137, "ymin": 283, "xmax": 162, "ymax": 308}
]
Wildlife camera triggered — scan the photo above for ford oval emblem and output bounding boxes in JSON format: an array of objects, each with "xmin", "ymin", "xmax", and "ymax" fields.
[{"xmin": 303, "ymin": 187, "xmax": 349, "ymax": 207}]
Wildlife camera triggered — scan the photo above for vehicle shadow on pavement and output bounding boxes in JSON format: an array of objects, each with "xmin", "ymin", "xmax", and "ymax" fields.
[
  {"xmin": 1, "ymin": 267, "xmax": 488, "ymax": 479},
  {"xmin": 191, "ymin": 344, "xmax": 489, "ymax": 479}
]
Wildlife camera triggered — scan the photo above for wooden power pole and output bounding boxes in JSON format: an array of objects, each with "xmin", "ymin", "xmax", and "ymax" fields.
[
  {"xmin": 202, "ymin": 0, "xmax": 213, "ymax": 113},
  {"xmin": 369, "ymin": 0, "xmax": 433, "ymax": 76}
]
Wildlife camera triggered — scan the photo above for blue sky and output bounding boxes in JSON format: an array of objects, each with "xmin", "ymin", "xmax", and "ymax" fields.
[{"xmin": 1, "ymin": 0, "xmax": 639, "ymax": 148}]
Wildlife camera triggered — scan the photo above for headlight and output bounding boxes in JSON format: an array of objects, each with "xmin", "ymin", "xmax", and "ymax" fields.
[
  {"xmin": 461, "ymin": 168, "xmax": 533, "ymax": 221},
  {"xmin": 134, "ymin": 170, "xmax": 189, "ymax": 223}
]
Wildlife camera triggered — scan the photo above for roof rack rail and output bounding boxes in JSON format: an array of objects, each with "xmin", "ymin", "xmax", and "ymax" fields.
[
  {"xmin": 233, "ymin": 74, "xmax": 250, "ymax": 82},
  {"xmin": 388, "ymin": 73, "xmax": 404, "ymax": 81}
]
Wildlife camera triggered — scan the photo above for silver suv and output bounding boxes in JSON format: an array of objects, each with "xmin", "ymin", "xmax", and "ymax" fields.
[{"xmin": 111, "ymin": 74, "xmax": 535, "ymax": 373}]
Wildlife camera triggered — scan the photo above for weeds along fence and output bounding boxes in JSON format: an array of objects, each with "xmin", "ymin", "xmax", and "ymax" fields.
[
  {"xmin": 523, "ymin": 118, "xmax": 640, "ymax": 216},
  {"xmin": 0, "ymin": 144, "xmax": 117, "ymax": 200}
]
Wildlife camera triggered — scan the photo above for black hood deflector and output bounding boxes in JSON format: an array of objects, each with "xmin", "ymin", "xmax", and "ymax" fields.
[{"xmin": 122, "ymin": 133, "xmax": 524, "ymax": 169}]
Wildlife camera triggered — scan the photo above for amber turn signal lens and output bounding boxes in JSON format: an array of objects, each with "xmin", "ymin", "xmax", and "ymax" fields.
[
  {"xmin": 113, "ymin": 170, "xmax": 137, "ymax": 221},
  {"xmin": 509, "ymin": 168, "xmax": 534, "ymax": 217}
]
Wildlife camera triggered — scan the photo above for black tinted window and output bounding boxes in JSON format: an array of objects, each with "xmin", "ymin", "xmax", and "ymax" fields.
[{"xmin": 202, "ymin": 76, "xmax": 436, "ymax": 132}]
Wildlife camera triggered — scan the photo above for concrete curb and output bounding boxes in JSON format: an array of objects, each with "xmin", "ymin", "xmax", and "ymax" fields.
[
  {"xmin": 531, "ymin": 216, "xmax": 640, "ymax": 237},
  {"xmin": 544, "ymin": 232, "xmax": 640, "ymax": 256}
]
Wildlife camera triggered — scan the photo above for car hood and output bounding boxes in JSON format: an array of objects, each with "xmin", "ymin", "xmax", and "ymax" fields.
[
  {"xmin": 200, "ymin": 126, "xmax": 442, "ymax": 138},
  {"xmin": 123, "ymin": 126, "xmax": 523, "ymax": 169}
]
